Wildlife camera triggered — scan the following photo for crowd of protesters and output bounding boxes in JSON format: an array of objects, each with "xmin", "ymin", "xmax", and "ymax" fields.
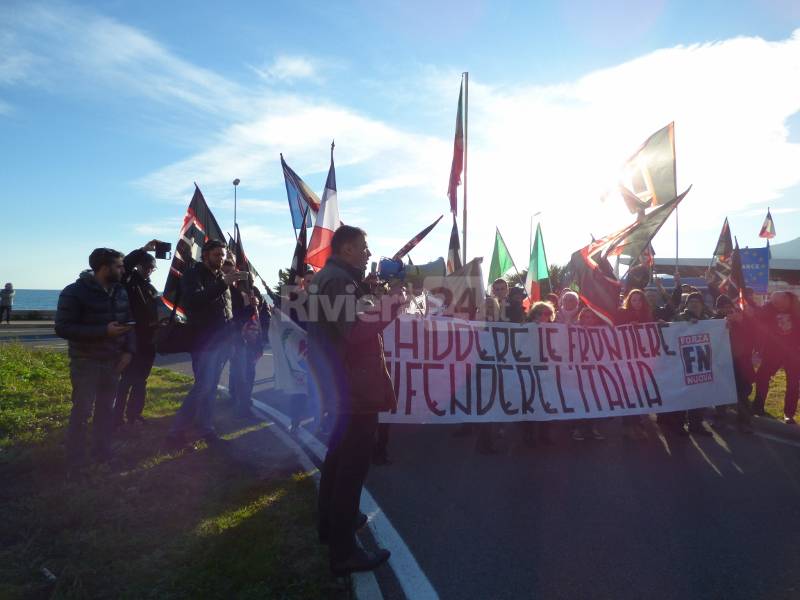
[
  {"xmin": 54, "ymin": 240, "xmax": 270, "ymax": 476},
  {"xmin": 53, "ymin": 230, "xmax": 799, "ymax": 575}
]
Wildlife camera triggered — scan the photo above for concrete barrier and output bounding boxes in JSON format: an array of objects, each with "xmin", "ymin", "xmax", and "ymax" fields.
[{"xmin": 9, "ymin": 310, "xmax": 56, "ymax": 321}]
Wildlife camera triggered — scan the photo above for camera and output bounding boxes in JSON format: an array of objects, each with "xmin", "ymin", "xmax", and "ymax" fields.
[{"xmin": 154, "ymin": 241, "xmax": 172, "ymax": 260}]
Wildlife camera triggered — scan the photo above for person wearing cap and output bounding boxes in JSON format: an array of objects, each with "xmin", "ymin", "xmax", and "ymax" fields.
[
  {"xmin": 114, "ymin": 248, "xmax": 160, "ymax": 427},
  {"xmin": 166, "ymin": 239, "xmax": 239, "ymax": 449},
  {"xmin": 713, "ymin": 295, "xmax": 754, "ymax": 432}
]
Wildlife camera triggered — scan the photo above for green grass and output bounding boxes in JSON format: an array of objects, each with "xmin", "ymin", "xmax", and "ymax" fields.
[{"xmin": 0, "ymin": 344, "xmax": 347, "ymax": 599}]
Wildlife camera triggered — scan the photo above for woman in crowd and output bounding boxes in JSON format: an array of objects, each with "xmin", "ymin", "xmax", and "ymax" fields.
[
  {"xmin": 526, "ymin": 301, "xmax": 557, "ymax": 446},
  {"xmin": 570, "ymin": 308, "xmax": 606, "ymax": 441},
  {"xmin": 616, "ymin": 289, "xmax": 653, "ymax": 439}
]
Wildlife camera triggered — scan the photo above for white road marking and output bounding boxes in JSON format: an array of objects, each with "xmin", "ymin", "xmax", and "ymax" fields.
[
  {"xmin": 756, "ymin": 432, "xmax": 800, "ymax": 449},
  {"xmin": 253, "ymin": 398, "xmax": 439, "ymax": 600}
]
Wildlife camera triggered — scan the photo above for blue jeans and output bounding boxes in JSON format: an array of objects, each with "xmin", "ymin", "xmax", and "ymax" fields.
[
  {"xmin": 229, "ymin": 343, "xmax": 257, "ymax": 413},
  {"xmin": 170, "ymin": 345, "xmax": 227, "ymax": 437}
]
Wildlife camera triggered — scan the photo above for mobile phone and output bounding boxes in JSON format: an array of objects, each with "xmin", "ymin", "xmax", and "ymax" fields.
[{"xmin": 123, "ymin": 321, "xmax": 137, "ymax": 326}]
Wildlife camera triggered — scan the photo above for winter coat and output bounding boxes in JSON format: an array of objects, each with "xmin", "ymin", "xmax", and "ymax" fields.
[
  {"xmin": 754, "ymin": 302, "xmax": 800, "ymax": 358},
  {"xmin": 55, "ymin": 271, "xmax": 135, "ymax": 360},
  {"xmin": 181, "ymin": 261, "xmax": 233, "ymax": 350},
  {"xmin": 124, "ymin": 270, "xmax": 159, "ymax": 349},
  {"xmin": 713, "ymin": 312, "xmax": 755, "ymax": 380},
  {"xmin": 0, "ymin": 288, "xmax": 14, "ymax": 307},
  {"xmin": 306, "ymin": 256, "xmax": 400, "ymax": 415}
]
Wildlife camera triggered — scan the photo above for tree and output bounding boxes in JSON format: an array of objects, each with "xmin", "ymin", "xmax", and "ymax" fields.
[
  {"xmin": 548, "ymin": 263, "xmax": 569, "ymax": 291},
  {"xmin": 273, "ymin": 268, "xmax": 293, "ymax": 297},
  {"xmin": 505, "ymin": 263, "xmax": 569, "ymax": 291}
]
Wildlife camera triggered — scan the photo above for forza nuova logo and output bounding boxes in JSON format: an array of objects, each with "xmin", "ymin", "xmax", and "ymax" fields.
[{"xmin": 679, "ymin": 333, "xmax": 713, "ymax": 385}]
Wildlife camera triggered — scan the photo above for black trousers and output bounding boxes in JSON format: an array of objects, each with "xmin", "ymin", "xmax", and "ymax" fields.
[
  {"xmin": 66, "ymin": 357, "xmax": 119, "ymax": 466},
  {"xmin": 115, "ymin": 345, "xmax": 156, "ymax": 423},
  {"xmin": 318, "ymin": 412, "xmax": 378, "ymax": 561},
  {"xmin": 0, "ymin": 306, "xmax": 10, "ymax": 323}
]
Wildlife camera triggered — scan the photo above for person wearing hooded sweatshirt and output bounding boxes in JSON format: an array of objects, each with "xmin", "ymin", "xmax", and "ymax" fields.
[
  {"xmin": 55, "ymin": 248, "xmax": 135, "ymax": 473},
  {"xmin": 0, "ymin": 282, "xmax": 14, "ymax": 323}
]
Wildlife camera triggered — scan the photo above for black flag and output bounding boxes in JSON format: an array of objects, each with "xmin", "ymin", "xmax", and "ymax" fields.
[
  {"xmin": 571, "ymin": 187, "xmax": 690, "ymax": 325},
  {"xmin": 288, "ymin": 206, "xmax": 309, "ymax": 284},
  {"xmin": 162, "ymin": 185, "xmax": 226, "ymax": 316}
]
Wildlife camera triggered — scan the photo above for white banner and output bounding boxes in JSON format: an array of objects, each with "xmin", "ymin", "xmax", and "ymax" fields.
[
  {"xmin": 380, "ymin": 316, "xmax": 736, "ymax": 423},
  {"xmin": 269, "ymin": 311, "xmax": 308, "ymax": 394}
]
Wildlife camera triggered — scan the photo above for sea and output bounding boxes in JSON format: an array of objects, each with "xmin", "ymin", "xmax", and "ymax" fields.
[{"xmin": 9, "ymin": 290, "xmax": 61, "ymax": 311}]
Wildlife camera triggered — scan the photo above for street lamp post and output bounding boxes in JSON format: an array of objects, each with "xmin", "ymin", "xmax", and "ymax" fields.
[{"xmin": 232, "ymin": 178, "xmax": 240, "ymax": 232}]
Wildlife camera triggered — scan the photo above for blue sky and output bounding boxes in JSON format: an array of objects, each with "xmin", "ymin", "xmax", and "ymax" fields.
[{"xmin": 2, "ymin": 0, "xmax": 799, "ymax": 289}]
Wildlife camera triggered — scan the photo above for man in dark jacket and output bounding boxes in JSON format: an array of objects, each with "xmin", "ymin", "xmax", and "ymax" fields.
[
  {"xmin": 55, "ymin": 248, "xmax": 134, "ymax": 471},
  {"xmin": 307, "ymin": 225, "xmax": 406, "ymax": 575},
  {"xmin": 115, "ymin": 249, "xmax": 160, "ymax": 426},
  {"xmin": 752, "ymin": 291, "xmax": 800, "ymax": 424},
  {"xmin": 166, "ymin": 240, "xmax": 240, "ymax": 448}
]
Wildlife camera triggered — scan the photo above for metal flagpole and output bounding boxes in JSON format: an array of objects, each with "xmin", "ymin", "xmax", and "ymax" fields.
[
  {"xmin": 233, "ymin": 178, "xmax": 240, "ymax": 234},
  {"xmin": 462, "ymin": 71, "xmax": 468, "ymax": 263}
]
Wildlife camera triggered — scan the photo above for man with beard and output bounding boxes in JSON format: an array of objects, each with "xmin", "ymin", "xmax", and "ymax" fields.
[{"xmin": 56, "ymin": 248, "xmax": 135, "ymax": 475}]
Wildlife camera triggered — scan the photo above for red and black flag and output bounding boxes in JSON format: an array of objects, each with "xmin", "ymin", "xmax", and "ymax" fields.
[
  {"xmin": 447, "ymin": 80, "xmax": 464, "ymax": 215},
  {"xmin": 730, "ymin": 238, "xmax": 746, "ymax": 308},
  {"xmin": 392, "ymin": 215, "xmax": 443, "ymax": 261},
  {"xmin": 230, "ymin": 224, "xmax": 262, "ymax": 293},
  {"xmin": 162, "ymin": 185, "xmax": 226, "ymax": 316},
  {"xmin": 287, "ymin": 206, "xmax": 309, "ymax": 285},
  {"xmin": 570, "ymin": 187, "xmax": 690, "ymax": 325},
  {"xmin": 706, "ymin": 217, "xmax": 735, "ymax": 294},
  {"xmin": 447, "ymin": 213, "xmax": 462, "ymax": 274},
  {"xmin": 620, "ymin": 122, "xmax": 676, "ymax": 211},
  {"xmin": 759, "ymin": 208, "xmax": 776, "ymax": 239}
]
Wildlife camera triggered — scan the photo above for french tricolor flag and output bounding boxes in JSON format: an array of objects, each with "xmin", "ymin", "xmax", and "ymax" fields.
[{"xmin": 306, "ymin": 142, "xmax": 341, "ymax": 270}]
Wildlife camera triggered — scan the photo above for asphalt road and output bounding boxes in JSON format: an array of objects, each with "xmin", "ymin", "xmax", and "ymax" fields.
[{"xmin": 6, "ymin": 326, "xmax": 800, "ymax": 599}]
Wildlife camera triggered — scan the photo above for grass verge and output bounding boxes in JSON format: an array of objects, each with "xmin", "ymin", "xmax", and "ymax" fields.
[{"xmin": 0, "ymin": 343, "xmax": 347, "ymax": 599}]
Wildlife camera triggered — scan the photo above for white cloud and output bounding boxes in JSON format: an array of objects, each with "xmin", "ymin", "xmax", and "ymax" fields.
[
  {"xmin": 4, "ymin": 2, "xmax": 799, "ymax": 280},
  {"xmin": 252, "ymin": 55, "xmax": 318, "ymax": 82}
]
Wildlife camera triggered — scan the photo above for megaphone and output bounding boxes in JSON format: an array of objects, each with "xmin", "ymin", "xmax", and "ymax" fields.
[
  {"xmin": 403, "ymin": 257, "xmax": 446, "ymax": 289},
  {"xmin": 378, "ymin": 257, "xmax": 405, "ymax": 281}
]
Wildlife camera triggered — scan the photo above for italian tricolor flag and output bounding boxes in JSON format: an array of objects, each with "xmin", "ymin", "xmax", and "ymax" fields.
[{"xmin": 306, "ymin": 146, "xmax": 341, "ymax": 270}]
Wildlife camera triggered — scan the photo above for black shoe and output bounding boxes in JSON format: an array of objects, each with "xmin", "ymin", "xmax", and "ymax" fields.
[
  {"xmin": 330, "ymin": 548, "xmax": 390, "ymax": 576},
  {"xmin": 751, "ymin": 405, "xmax": 767, "ymax": 417},
  {"xmin": 319, "ymin": 512, "xmax": 369, "ymax": 544},
  {"xmin": 784, "ymin": 416, "xmax": 797, "ymax": 425}
]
